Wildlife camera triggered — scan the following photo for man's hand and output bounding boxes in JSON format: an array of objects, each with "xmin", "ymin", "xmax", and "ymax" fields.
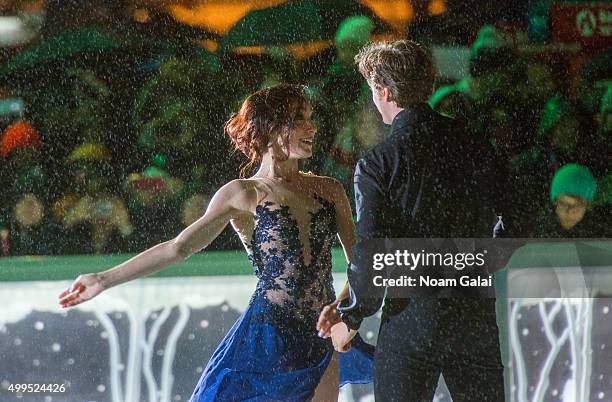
[
  {"xmin": 317, "ymin": 300, "xmax": 342, "ymax": 338},
  {"xmin": 331, "ymin": 322, "xmax": 357, "ymax": 352}
]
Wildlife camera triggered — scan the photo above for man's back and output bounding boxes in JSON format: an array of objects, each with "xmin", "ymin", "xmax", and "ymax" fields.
[
  {"xmin": 355, "ymin": 104, "xmax": 504, "ymax": 402},
  {"xmin": 337, "ymin": 39, "xmax": 505, "ymax": 402},
  {"xmin": 355, "ymin": 103, "xmax": 478, "ymax": 241}
]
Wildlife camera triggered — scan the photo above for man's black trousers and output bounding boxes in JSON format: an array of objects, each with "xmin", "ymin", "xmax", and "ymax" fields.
[{"xmin": 373, "ymin": 298, "xmax": 505, "ymax": 402}]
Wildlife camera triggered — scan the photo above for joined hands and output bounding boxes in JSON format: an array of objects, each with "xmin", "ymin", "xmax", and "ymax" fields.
[{"xmin": 317, "ymin": 300, "xmax": 357, "ymax": 352}]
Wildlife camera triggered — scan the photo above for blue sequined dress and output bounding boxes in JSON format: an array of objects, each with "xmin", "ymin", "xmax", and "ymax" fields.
[{"xmin": 190, "ymin": 193, "xmax": 374, "ymax": 401}]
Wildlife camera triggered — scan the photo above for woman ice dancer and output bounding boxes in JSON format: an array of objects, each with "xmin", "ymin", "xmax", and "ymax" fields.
[{"xmin": 59, "ymin": 84, "xmax": 372, "ymax": 401}]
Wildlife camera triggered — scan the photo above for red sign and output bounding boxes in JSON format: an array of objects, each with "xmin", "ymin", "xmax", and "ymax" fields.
[{"xmin": 550, "ymin": 2, "xmax": 612, "ymax": 49}]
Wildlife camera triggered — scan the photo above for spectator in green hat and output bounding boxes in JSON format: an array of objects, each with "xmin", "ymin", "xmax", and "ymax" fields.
[
  {"xmin": 550, "ymin": 164, "xmax": 596, "ymax": 229},
  {"xmin": 311, "ymin": 15, "xmax": 384, "ymax": 210},
  {"xmin": 537, "ymin": 163, "xmax": 603, "ymax": 236}
]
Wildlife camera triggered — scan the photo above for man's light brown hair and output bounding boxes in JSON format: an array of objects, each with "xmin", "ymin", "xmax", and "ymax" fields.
[{"xmin": 355, "ymin": 40, "xmax": 435, "ymax": 108}]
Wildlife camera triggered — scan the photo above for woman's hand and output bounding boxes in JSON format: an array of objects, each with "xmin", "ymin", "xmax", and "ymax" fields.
[
  {"xmin": 330, "ymin": 322, "xmax": 357, "ymax": 353},
  {"xmin": 317, "ymin": 300, "xmax": 342, "ymax": 338},
  {"xmin": 59, "ymin": 273, "xmax": 105, "ymax": 308}
]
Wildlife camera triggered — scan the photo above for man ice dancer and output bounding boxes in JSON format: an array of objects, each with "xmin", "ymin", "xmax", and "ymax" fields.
[{"xmin": 319, "ymin": 40, "xmax": 504, "ymax": 401}]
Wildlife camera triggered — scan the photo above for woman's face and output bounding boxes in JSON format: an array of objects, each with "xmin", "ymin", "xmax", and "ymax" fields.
[{"xmin": 284, "ymin": 102, "xmax": 316, "ymax": 160}]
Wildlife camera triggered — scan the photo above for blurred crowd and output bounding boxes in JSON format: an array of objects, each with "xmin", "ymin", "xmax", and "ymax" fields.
[
  {"xmin": 428, "ymin": 26, "xmax": 610, "ymax": 239},
  {"xmin": 0, "ymin": 15, "xmax": 610, "ymax": 256}
]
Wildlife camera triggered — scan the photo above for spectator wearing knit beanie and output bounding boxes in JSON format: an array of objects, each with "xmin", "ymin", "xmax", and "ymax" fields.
[
  {"xmin": 0, "ymin": 120, "xmax": 46, "ymax": 202},
  {"xmin": 430, "ymin": 25, "xmax": 512, "ymax": 107},
  {"xmin": 536, "ymin": 164, "xmax": 603, "ymax": 237},
  {"xmin": 0, "ymin": 120, "xmax": 47, "ymax": 198},
  {"xmin": 0, "ymin": 121, "xmax": 52, "ymax": 255},
  {"xmin": 532, "ymin": 94, "xmax": 606, "ymax": 178},
  {"xmin": 1, "ymin": 120, "xmax": 42, "ymax": 157},
  {"xmin": 334, "ymin": 16, "xmax": 374, "ymax": 67},
  {"xmin": 313, "ymin": 15, "xmax": 382, "ymax": 210}
]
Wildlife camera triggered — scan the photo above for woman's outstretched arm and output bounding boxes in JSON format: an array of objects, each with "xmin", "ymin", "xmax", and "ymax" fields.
[{"xmin": 59, "ymin": 180, "xmax": 255, "ymax": 308}]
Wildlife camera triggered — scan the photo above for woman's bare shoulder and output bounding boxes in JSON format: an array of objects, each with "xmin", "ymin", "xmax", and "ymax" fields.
[
  {"xmin": 214, "ymin": 179, "xmax": 260, "ymax": 213},
  {"xmin": 299, "ymin": 172, "xmax": 345, "ymax": 199}
]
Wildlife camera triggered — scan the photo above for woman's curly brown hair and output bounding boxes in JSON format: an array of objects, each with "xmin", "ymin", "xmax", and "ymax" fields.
[{"xmin": 225, "ymin": 84, "xmax": 309, "ymax": 177}]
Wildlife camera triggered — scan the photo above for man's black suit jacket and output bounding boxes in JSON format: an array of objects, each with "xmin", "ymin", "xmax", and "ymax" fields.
[{"xmin": 339, "ymin": 103, "xmax": 490, "ymax": 329}]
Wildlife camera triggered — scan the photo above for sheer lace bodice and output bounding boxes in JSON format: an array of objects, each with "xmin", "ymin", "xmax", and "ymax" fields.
[
  {"xmin": 244, "ymin": 193, "xmax": 337, "ymax": 326},
  {"xmin": 190, "ymin": 188, "xmax": 374, "ymax": 401}
]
